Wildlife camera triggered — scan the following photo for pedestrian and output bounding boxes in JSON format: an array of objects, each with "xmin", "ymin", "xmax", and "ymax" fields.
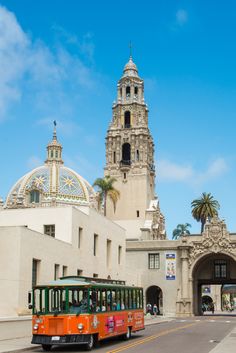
[
  {"xmin": 146, "ymin": 302, "xmax": 152, "ymax": 315},
  {"xmin": 211, "ymin": 303, "xmax": 215, "ymax": 315},
  {"xmin": 153, "ymin": 303, "xmax": 158, "ymax": 316}
]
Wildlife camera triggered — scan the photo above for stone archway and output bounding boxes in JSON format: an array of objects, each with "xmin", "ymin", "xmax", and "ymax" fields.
[
  {"xmin": 192, "ymin": 253, "xmax": 236, "ymax": 315},
  {"xmin": 146, "ymin": 285, "xmax": 163, "ymax": 315}
]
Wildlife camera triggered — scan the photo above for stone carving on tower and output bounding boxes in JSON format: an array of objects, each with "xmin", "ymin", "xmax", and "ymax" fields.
[{"xmin": 104, "ymin": 55, "xmax": 166, "ymax": 239}]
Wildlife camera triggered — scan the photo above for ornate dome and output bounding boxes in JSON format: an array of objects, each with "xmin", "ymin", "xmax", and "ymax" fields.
[
  {"xmin": 5, "ymin": 124, "xmax": 97, "ymax": 209},
  {"xmin": 123, "ymin": 56, "xmax": 139, "ymax": 78}
]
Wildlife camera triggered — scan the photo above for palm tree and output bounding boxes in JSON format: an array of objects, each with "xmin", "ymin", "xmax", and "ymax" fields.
[
  {"xmin": 93, "ymin": 176, "xmax": 120, "ymax": 216},
  {"xmin": 172, "ymin": 223, "xmax": 191, "ymax": 240},
  {"xmin": 191, "ymin": 192, "xmax": 220, "ymax": 233}
]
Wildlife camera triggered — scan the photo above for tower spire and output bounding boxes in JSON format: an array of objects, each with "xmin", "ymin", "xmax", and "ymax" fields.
[
  {"xmin": 53, "ymin": 120, "xmax": 57, "ymax": 140},
  {"xmin": 129, "ymin": 41, "xmax": 132, "ymax": 59}
]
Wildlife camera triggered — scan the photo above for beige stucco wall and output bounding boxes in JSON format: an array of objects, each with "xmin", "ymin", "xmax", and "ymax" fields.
[
  {"xmin": 0, "ymin": 206, "xmax": 126, "ymax": 317},
  {"xmin": 125, "ymin": 240, "xmax": 181, "ymax": 316}
]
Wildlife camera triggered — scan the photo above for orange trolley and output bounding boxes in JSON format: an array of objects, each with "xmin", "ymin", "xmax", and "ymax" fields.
[{"xmin": 30, "ymin": 276, "xmax": 145, "ymax": 351}]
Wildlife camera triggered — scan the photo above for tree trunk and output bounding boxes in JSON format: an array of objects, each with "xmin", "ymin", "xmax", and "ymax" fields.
[{"xmin": 201, "ymin": 220, "xmax": 205, "ymax": 233}]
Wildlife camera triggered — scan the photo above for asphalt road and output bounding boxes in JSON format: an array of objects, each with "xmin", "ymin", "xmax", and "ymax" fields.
[{"xmin": 30, "ymin": 316, "xmax": 236, "ymax": 353}]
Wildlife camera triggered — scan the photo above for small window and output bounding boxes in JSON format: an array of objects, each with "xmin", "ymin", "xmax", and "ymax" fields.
[
  {"xmin": 120, "ymin": 88, "xmax": 122, "ymax": 97},
  {"xmin": 118, "ymin": 246, "xmax": 122, "ymax": 264},
  {"xmin": 44, "ymin": 225, "xmax": 55, "ymax": 237},
  {"xmin": 50, "ymin": 150, "xmax": 53, "ymax": 158},
  {"xmin": 113, "ymin": 151, "xmax": 116, "ymax": 163},
  {"xmin": 124, "ymin": 111, "xmax": 131, "ymax": 128},
  {"xmin": 214, "ymin": 260, "xmax": 227, "ymax": 278},
  {"xmin": 93, "ymin": 273, "xmax": 98, "ymax": 278},
  {"xmin": 136, "ymin": 150, "xmax": 139, "ymax": 161},
  {"xmin": 137, "ymin": 210, "xmax": 140, "ymax": 218},
  {"xmin": 62, "ymin": 265, "xmax": 67, "ymax": 277},
  {"xmin": 148, "ymin": 253, "xmax": 160, "ymax": 269},
  {"xmin": 78, "ymin": 227, "xmax": 83, "ymax": 248},
  {"xmin": 30, "ymin": 190, "xmax": 40, "ymax": 203},
  {"xmin": 124, "ymin": 173, "xmax": 126, "ymax": 179},
  {"xmin": 126, "ymin": 86, "xmax": 130, "ymax": 97},
  {"xmin": 94, "ymin": 234, "xmax": 98, "ymax": 256},
  {"xmin": 55, "ymin": 150, "xmax": 58, "ymax": 158},
  {"xmin": 32, "ymin": 259, "xmax": 40, "ymax": 287},
  {"xmin": 77, "ymin": 269, "xmax": 83, "ymax": 276},
  {"xmin": 107, "ymin": 239, "xmax": 111, "ymax": 267},
  {"xmin": 134, "ymin": 86, "xmax": 138, "ymax": 95},
  {"xmin": 54, "ymin": 264, "xmax": 60, "ymax": 280}
]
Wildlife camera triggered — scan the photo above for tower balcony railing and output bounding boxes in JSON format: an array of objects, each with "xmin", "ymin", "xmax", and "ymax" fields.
[
  {"xmin": 124, "ymin": 124, "xmax": 131, "ymax": 129},
  {"xmin": 120, "ymin": 160, "xmax": 131, "ymax": 167}
]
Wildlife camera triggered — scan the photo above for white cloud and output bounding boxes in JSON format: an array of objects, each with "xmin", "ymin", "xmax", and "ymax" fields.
[
  {"xmin": 158, "ymin": 158, "xmax": 228, "ymax": 185},
  {"xmin": 0, "ymin": 5, "xmax": 99, "ymax": 122},
  {"xmin": 158, "ymin": 160, "xmax": 193, "ymax": 182},
  {"xmin": 176, "ymin": 9, "xmax": 188, "ymax": 26}
]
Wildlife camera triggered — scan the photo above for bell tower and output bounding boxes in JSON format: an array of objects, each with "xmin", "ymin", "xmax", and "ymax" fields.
[{"xmin": 104, "ymin": 55, "xmax": 156, "ymax": 223}]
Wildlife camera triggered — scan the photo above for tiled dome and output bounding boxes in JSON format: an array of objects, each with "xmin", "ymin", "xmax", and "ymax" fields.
[{"xmin": 5, "ymin": 125, "xmax": 96, "ymax": 209}]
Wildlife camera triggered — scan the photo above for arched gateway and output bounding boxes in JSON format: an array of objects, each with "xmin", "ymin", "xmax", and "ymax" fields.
[
  {"xmin": 146, "ymin": 285, "xmax": 163, "ymax": 315},
  {"xmin": 177, "ymin": 216, "xmax": 236, "ymax": 317},
  {"xmin": 192, "ymin": 253, "xmax": 236, "ymax": 315}
]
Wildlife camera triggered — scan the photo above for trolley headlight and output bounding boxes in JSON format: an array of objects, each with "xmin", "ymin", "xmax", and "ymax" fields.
[
  {"xmin": 33, "ymin": 324, "xmax": 39, "ymax": 330},
  {"xmin": 77, "ymin": 323, "xmax": 84, "ymax": 330}
]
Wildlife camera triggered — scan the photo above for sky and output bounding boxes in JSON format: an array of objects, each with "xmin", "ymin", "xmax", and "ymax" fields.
[{"xmin": 0, "ymin": 0, "xmax": 236, "ymax": 238}]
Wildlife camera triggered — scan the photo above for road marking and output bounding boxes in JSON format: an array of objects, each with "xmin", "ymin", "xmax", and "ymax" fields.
[
  {"xmin": 209, "ymin": 320, "xmax": 215, "ymax": 322},
  {"xmin": 106, "ymin": 322, "xmax": 198, "ymax": 353},
  {"xmin": 225, "ymin": 320, "xmax": 231, "ymax": 323}
]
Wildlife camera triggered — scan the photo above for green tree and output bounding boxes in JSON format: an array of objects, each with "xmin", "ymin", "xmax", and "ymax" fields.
[
  {"xmin": 93, "ymin": 176, "xmax": 120, "ymax": 216},
  {"xmin": 191, "ymin": 192, "xmax": 220, "ymax": 233},
  {"xmin": 172, "ymin": 223, "xmax": 191, "ymax": 240}
]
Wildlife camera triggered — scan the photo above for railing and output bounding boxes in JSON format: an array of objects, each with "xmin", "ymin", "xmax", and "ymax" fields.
[
  {"xmin": 120, "ymin": 160, "xmax": 131, "ymax": 167},
  {"xmin": 124, "ymin": 124, "xmax": 131, "ymax": 129}
]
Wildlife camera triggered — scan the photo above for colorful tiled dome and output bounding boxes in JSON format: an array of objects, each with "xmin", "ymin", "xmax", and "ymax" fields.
[{"xmin": 5, "ymin": 124, "xmax": 96, "ymax": 209}]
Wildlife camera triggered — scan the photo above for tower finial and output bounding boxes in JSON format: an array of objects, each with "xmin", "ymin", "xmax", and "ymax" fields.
[
  {"xmin": 129, "ymin": 41, "xmax": 132, "ymax": 59},
  {"xmin": 53, "ymin": 120, "xmax": 57, "ymax": 140}
]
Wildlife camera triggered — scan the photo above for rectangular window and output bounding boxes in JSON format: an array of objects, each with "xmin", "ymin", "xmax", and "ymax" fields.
[
  {"xmin": 94, "ymin": 233, "xmax": 98, "ymax": 256},
  {"xmin": 148, "ymin": 253, "xmax": 160, "ymax": 269},
  {"xmin": 118, "ymin": 246, "xmax": 122, "ymax": 265},
  {"xmin": 62, "ymin": 265, "xmax": 68, "ymax": 277},
  {"xmin": 54, "ymin": 264, "xmax": 60, "ymax": 280},
  {"xmin": 44, "ymin": 224, "xmax": 55, "ymax": 237},
  {"xmin": 214, "ymin": 260, "xmax": 227, "ymax": 278},
  {"xmin": 78, "ymin": 227, "xmax": 83, "ymax": 248},
  {"xmin": 137, "ymin": 210, "xmax": 140, "ymax": 218},
  {"xmin": 77, "ymin": 269, "xmax": 83, "ymax": 276},
  {"xmin": 93, "ymin": 273, "xmax": 98, "ymax": 278},
  {"xmin": 32, "ymin": 259, "xmax": 40, "ymax": 287},
  {"xmin": 107, "ymin": 239, "xmax": 111, "ymax": 266}
]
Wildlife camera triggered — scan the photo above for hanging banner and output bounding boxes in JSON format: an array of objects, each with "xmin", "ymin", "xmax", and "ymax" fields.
[{"xmin": 165, "ymin": 253, "xmax": 176, "ymax": 280}]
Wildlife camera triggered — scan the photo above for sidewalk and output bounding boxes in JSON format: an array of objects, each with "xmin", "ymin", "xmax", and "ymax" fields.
[{"xmin": 209, "ymin": 326, "xmax": 236, "ymax": 353}]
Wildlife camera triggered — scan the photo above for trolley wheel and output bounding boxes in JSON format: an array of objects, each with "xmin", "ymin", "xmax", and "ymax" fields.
[
  {"xmin": 42, "ymin": 344, "xmax": 52, "ymax": 351},
  {"xmin": 123, "ymin": 326, "xmax": 132, "ymax": 340},
  {"xmin": 84, "ymin": 334, "xmax": 94, "ymax": 351}
]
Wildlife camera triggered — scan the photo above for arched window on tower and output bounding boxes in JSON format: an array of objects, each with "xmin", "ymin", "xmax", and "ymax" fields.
[
  {"xmin": 124, "ymin": 111, "xmax": 131, "ymax": 128},
  {"xmin": 120, "ymin": 88, "xmax": 122, "ymax": 98},
  {"xmin": 134, "ymin": 86, "xmax": 138, "ymax": 97},
  {"xmin": 30, "ymin": 190, "xmax": 40, "ymax": 204},
  {"xmin": 121, "ymin": 143, "xmax": 131, "ymax": 166},
  {"xmin": 126, "ymin": 86, "xmax": 130, "ymax": 98},
  {"xmin": 113, "ymin": 151, "xmax": 116, "ymax": 163},
  {"xmin": 136, "ymin": 149, "xmax": 140, "ymax": 161}
]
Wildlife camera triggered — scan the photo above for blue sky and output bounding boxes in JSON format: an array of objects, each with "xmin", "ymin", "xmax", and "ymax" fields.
[{"xmin": 0, "ymin": 0, "xmax": 236, "ymax": 237}]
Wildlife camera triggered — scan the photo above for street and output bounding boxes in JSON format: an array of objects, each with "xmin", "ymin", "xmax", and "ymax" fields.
[{"xmin": 27, "ymin": 316, "xmax": 236, "ymax": 353}]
